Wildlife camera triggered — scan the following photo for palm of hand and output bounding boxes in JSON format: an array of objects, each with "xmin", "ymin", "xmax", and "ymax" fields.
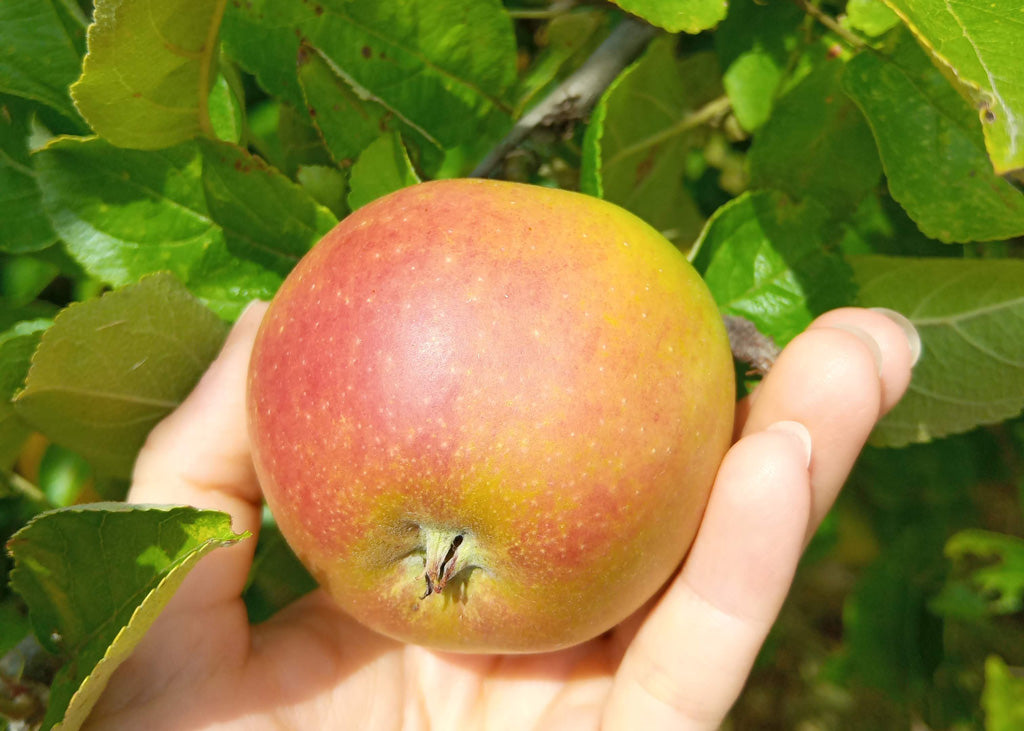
[
  {"xmin": 85, "ymin": 303, "xmax": 916, "ymax": 731},
  {"xmin": 89, "ymin": 588, "xmax": 645, "ymax": 730}
]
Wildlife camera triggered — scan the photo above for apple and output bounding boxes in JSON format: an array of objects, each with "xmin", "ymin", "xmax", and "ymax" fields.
[{"xmin": 247, "ymin": 179, "xmax": 735, "ymax": 653}]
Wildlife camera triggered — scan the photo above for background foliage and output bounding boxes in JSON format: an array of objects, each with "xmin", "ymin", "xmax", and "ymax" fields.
[{"xmin": 1, "ymin": 0, "xmax": 1023, "ymax": 728}]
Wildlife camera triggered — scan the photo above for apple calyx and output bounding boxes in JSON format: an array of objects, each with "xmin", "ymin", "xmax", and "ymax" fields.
[{"xmin": 421, "ymin": 528, "xmax": 471, "ymax": 599}]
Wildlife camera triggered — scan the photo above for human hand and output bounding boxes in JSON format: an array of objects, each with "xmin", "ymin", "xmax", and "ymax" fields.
[{"xmin": 84, "ymin": 303, "xmax": 918, "ymax": 730}]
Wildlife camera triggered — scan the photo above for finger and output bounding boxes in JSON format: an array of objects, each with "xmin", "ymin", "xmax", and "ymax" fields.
[
  {"xmin": 603, "ymin": 423, "xmax": 813, "ymax": 729},
  {"xmin": 809, "ymin": 307, "xmax": 920, "ymax": 416},
  {"xmin": 604, "ymin": 308, "xmax": 918, "ymax": 728},
  {"xmin": 740, "ymin": 307, "xmax": 919, "ymax": 535},
  {"xmin": 129, "ymin": 300, "xmax": 269, "ymax": 611}
]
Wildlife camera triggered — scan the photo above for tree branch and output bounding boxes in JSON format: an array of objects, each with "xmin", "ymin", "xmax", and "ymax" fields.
[
  {"xmin": 792, "ymin": 0, "xmax": 866, "ymax": 50},
  {"xmin": 471, "ymin": 16, "xmax": 658, "ymax": 178}
]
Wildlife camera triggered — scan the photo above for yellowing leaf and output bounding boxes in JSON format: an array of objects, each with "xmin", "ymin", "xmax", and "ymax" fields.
[
  {"xmin": 71, "ymin": 0, "xmax": 228, "ymax": 149},
  {"xmin": 883, "ymin": 0, "xmax": 1024, "ymax": 174}
]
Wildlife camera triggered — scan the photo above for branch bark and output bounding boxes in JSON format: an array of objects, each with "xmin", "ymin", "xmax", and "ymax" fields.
[{"xmin": 471, "ymin": 16, "xmax": 658, "ymax": 178}]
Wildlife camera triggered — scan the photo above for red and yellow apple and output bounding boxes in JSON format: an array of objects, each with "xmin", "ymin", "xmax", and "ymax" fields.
[{"xmin": 246, "ymin": 179, "xmax": 734, "ymax": 653}]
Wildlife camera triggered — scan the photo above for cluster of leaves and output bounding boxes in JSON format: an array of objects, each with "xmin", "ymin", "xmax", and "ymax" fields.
[{"xmin": 1, "ymin": 0, "xmax": 1023, "ymax": 728}]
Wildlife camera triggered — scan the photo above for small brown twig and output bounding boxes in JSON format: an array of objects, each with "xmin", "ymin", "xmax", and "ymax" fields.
[{"xmin": 723, "ymin": 315, "xmax": 781, "ymax": 376}]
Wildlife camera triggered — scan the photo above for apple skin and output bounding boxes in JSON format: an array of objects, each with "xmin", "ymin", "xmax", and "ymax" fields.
[{"xmin": 247, "ymin": 179, "xmax": 735, "ymax": 653}]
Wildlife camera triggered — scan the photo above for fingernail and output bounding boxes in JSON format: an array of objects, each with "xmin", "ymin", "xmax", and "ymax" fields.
[
  {"xmin": 827, "ymin": 324, "xmax": 883, "ymax": 375},
  {"xmin": 766, "ymin": 420, "xmax": 812, "ymax": 469},
  {"xmin": 870, "ymin": 307, "xmax": 922, "ymax": 366}
]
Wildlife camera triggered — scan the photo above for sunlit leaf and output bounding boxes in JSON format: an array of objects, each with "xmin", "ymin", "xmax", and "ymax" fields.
[
  {"xmin": 846, "ymin": 0, "xmax": 900, "ymax": 37},
  {"xmin": 223, "ymin": 0, "xmax": 517, "ymax": 151},
  {"xmin": 693, "ymin": 190, "xmax": 854, "ymax": 345},
  {"xmin": 35, "ymin": 136, "xmax": 282, "ymax": 318},
  {"xmin": 13, "ymin": 274, "xmax": 227, "ymax": 478},
  {"xmin": 297, "ymin": 45, "xmax": 394, "ymax": 167},
  {"xmin": 207, "ymin": 74, "xmax": 244, "ymax": 145},
  {"xmin": 983, "ymin": 655, "xmax": 1024, "ymax": 731},
  {"xmin": 945, "ymin": 529, "xmax": 1024, "ymax": 614},
  {"xmin": 347, "ymin": 133, "xmax": 421, "ymax": 211},
  {"xmin": 71, "ymin": 0, "xmax": 228, "ymax": 149},
  {"xmin": 607, "ymin": 0, "xmax": 727, "ymax": 34},
  {"xmin": 296, "ymin": 165, "xmax": 349, "ymax": 219},
  {"xmin": 7, "ymin": 504, "xmax": 246, "ymax": 730},
  {"xmin": 714, "ymin": 0, "xmax": 805, "ymax": 131}
]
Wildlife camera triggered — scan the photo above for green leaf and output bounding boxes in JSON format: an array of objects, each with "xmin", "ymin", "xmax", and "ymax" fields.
[
  {"xmin": 275, "ymin": 103, "xmax": 335, "ymax": 177},
  {"xmin": 297, "ymin": 45, "xmax": 395, "ymax": 166},
  {"xmin": 1, "ymin": 256, "xmax": 61, "ymax": 309},
  {"xmin": 207, "ymin": 73, "xmax": 244, "ymax": 145},
  {"xmin": 838, "ymin": 191, "xmax": 951, "ymax": 258},
  {"xmin": 0, "ymin": 602, "xmax": 31, "ymax": 658},
  {"xmin": 693, "ymin": 190, "xmax": 855, "ymax": 345},
  {"xmin": 581, "ymin": 38, "xmax": 722, "ymax": 249},
  {"xmin": 296, "ymin": 165, "xmax": 349, "ymax": 219},
  {"xmin": 834, "ymin": 527, "xmax": 947, "ymax": 702},
  {"xmin": 749, "ymin": 60, "xmax": 882, "ymax": 218},
  {"xmin": 842, "ymin": 32, "xmax": 1024, "ymax": 243},
  {"xmin": 983, "ymin": 655, "xmax": 1024, "ymax": 731},
  {"xmin": 0, "ymin": 96, "xmax": 58, "ymax": 254},
  {"xmin": 36, "ymin": 444, "xmax": 93, "ymax": 509},
  {"xmin": 882, "ymin": 0, "xmax": 1024, "ymax": 174},
  {"xmin": 714, "ymin": 0, "xmax": 805, "ymax": 131},
  {"xmin": 70, "ymin": 0, "xmax": 228, "ymax": 149},
  {"xmin": 198, "ymin": 138, "xmax": 336, "ymax": 276},
  {"xmin": 0, "ymin": 0, "xmax": 87, "ymax": 125},
  {"xmin": 0, "ymin": 320, "xmax": 50, "ymax": 469},
  {"xmin": 607, "ymin": 0, "xmax": 727, "ymax": 34},
  {"xmin": 945, "ymin": 529, "xmax": 1024, "ymax": 615},
  {"xmin": 220, "ymin": 0, "xmax": 313, "ymax": 110},
  {"xmin": 7, "ymin": 504, "xmax": 247, "ymax": 730},
  {"xmin": 846, "ymin": 0, "xmax": 900, "ymax": 37},
  {"xmin": 13, "ymin": 273, "xmax": 228, "ymax": 478},
  {"xmin": 851, "ymin": 255, "xmax": 1024, "ymax": 446},
  {"xmin": 224, "ymin": 0, "xmax": 517, "ymax": 151},
  {"xmin": 347, "ymin": 133, "xmax": 421, "ymax": 211},
  {"xmin": 312, "ymin": 0, "xmax": 517, "ymax": 150},
  {"xmin": 34, "ymin": 136, "xmax": 281, "ymax": 318}
]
